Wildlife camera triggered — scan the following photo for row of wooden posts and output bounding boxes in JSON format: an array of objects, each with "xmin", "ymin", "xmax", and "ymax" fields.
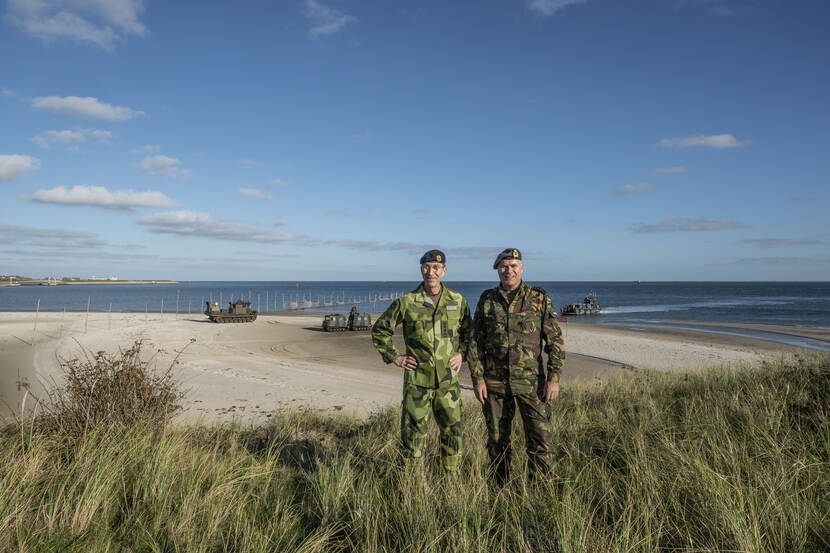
[{"xmin": 26, "ymin": 290, "xmax": 406, "ymax": 341}]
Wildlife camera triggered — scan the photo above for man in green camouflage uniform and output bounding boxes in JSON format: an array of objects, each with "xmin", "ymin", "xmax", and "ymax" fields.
[
  {"xmin": 468, "ymin": 248, "xmax": 564, "ymax": 482},
  {"xmin": 371, "ymin": 249, "xmax": 472, "ymax": 470}
]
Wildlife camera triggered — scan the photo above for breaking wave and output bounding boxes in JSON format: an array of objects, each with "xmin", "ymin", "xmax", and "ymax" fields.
[{"xmin": 601, "ymin": 298, "xmax": 792, "ymax": 315}]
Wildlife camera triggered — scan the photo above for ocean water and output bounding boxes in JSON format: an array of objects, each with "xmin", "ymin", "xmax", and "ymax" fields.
[{"xmin": 1, "ymin": 281, "xmax": 829, "ymax": 329}]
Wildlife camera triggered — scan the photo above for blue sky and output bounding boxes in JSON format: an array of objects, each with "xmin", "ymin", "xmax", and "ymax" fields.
[{"xmin": 1, "ymin": 0, "xmax": 828, "ymax": 281}]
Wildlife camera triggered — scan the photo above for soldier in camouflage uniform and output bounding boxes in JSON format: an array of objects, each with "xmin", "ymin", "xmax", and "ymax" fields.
[
  {"xmin": 468, "ymin": 248, "xmax": 564, "ymax": 483},
  {"xmin": 371, "ymin": 249, "xmax": 472, "ymax": 470}
]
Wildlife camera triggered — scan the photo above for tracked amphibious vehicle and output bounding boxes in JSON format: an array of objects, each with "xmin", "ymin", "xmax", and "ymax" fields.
[
  {"xmin": 322, "ymin": 307, "xmax": 372, "ymax": 332},
  {"xmin": 204, "ymin": 299, "xmax": 258, "ymax": 323},
  {"xmin": 560, "ymin": 292, "xmax": 601, "ymax": 316}
]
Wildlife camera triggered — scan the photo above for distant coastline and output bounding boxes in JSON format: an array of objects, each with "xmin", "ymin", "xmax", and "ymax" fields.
[{"xmin": 0, "ymin": 279, "xmax": 178, "ymax": 287}]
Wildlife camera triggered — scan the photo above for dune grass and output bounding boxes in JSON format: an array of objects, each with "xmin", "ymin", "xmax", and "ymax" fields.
[{"xmin": 2, "ymin": 353, "xmax": 828, "ymax": 552}]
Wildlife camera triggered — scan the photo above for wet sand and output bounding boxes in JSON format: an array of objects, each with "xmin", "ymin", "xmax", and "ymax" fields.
[{"xmin": 1, "ymin": 311, "xmax": 825, "ymax": 425}]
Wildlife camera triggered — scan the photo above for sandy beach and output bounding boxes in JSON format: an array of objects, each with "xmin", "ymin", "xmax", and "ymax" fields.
[{"xmin": 1, "ymin": 310, "xmax": 825, "ymax": 425}]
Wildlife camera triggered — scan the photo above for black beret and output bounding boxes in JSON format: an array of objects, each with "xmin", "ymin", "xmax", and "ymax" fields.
[
  {"xmin": 420, "ymin": 249, "xmax": 446, "ymax": 264},
  {"xmin": 493, "ymin": 248, "xmax": 522, "ymax": 269}
]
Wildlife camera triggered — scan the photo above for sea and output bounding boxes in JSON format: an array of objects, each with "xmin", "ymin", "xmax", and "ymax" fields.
[
  {"xmin": 2, "ymin": 281, "xmax": 829, "ymax": 350},
  {"xmin": 0, "ymin": 280, "xmax": 828, "ymax": 324}
]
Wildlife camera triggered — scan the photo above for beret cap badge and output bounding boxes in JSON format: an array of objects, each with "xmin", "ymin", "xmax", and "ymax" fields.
[
  {"xmin": 419, "ymin": 249, "xmax": 447, "ymax": 264},
  {"xmin": 493, "ymin": 247, "xmax": 522, "ymax": 269}
]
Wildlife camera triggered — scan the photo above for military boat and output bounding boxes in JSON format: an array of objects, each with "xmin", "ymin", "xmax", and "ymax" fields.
[
  {"xmin": 560, "ymin": 292, "xmax": 601, "ymax": 316},
  {"xmin": 204, "ymin": 299, "xmax": 258, "ymax": 323}
]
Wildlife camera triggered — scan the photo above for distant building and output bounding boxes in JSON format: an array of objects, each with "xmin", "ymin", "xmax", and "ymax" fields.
[{"xmin": 90, "ymin": 276, "xmax": 119, "ymax": 281}]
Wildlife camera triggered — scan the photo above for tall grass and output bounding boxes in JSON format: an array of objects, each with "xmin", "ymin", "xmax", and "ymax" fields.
[{"xmin": 2, "ymin": 353, "xmax": 828, "ymax": 552}]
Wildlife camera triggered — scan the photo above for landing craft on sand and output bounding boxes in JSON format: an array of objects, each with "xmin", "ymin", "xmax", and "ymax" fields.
[
  {"xmin": 560, "ymin": 292, "xmax": 601, "ymax": 316},
  {"xmin": 205, "ymin": 299, "xmax": 258, "ymax": 323}
]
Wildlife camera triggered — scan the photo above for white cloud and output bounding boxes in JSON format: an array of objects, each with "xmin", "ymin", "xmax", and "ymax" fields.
[
  {"xmin": 7, "ymin": 0, "xmax": 148, "ymax": 50},
  {"xmin": 305, "ymin": 0, "xmax": 358, "ymax": 39},
  {"xmin": 135, "ymin": 209, "xmax": 498, "ymax": 257},
  {"xmin": 708, "ymin": 5, "xmax": 734, "ymax": 16},
  {"xmin": 656, "ymin": 133, "xmax": 750, "ymax": 148},
  {"xmin": 352, "ymin": 130, "xmax": 373, "ymax": 141},
  {"xmin": 326, "ymin": 239, "xmax": 496, "ymax": 259},
  {"xmin": 1, "ymin": 88, "xmax": 17, "ymax": 98},
  {"xmin": 240, "ymin": 158, "xmax": 260, "ymax": 169},
  {"xmin": 0, "ymin": 223, "xmax": 106, "ymax": 248},
  {"xmin": 740, "ymin": 238, "xmax": 821, "ymax": 249},
  {"xmin": 729, "ymin": 257, "xmax": 830, "ymax": 266},
  {"xmin": 268, "ymin": 178, "xmax": 294, "ymax": 186},
  {"xmin": 238, "ymin": 188, "xmax": 275, "ymax": 202},
  {"xmin": 21, "ymin": 185, "xmax": 180, "ymax": 210},
  {"xmin": 654, "ymin": 166, "xmax": 686, "ymax": 174},
  {"xmin": 677, "ymin": 0, "xmax": 736, "ymax": 17},
  {"xmin": 32, "ymin": 128, "xmax": 111, "ymax": 148},
  {"xmin": 327, "ymin": 209, "xmax": 353, "ymax": 218},
  {"xmin": 31, "ymin": 96, "xmax": 143, "ymax": 121},
  {"xmin": 132, "ymin": 144, "xmax": 160, "ymax": 154},
  {"xmin": 0, "ymin": 222, "xmax": 159, "ymax": 262},
  {"xmin": 136, "ymin": 210, "xmax": 315, "ymax": 244},
  {"xmin": 0, "ymin": 154, "xmax": 41, "ymax": 182},
  {"xmin": 86, "ymin": 128, "xmax": 112, "ymax": 143},
  {"xmin": 32, "ymin": 129, "xmax": 84, "ymax": 148},
  {"xmin": 273, "ymin": 220, "xmax": 289, "ymax": 227},
  {"xmin": 137, "ymin": 155, "xmax": 192, "ymax": 179},
  {"xmin": 789, "ymin": 196, "xmax": 816, "ymax": 204},
  {"xmin": 614, "ymin": 182, "xmax": 656, "ymax": 195},
  {"xmin": 629, "ymin": 217, "xmax": 746, "ymax": 233},
  {"xmin": 525, "ymin": 0, "xmax": 587, "ymax": 16}
]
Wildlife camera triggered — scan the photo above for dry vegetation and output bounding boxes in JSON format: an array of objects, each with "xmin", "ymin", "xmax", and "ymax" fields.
[
  {"xmin": 33, "ymin": 340, "xmax": 185, "ymax": 435},
  {"xmin": 1, "ymin": 348, "xmax": 828, "ymax": 552}
]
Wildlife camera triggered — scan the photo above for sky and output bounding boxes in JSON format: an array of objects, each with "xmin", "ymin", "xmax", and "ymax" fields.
[{"xmin": 1, "ymin": 0, "xmax": 828, "ymax": 282}]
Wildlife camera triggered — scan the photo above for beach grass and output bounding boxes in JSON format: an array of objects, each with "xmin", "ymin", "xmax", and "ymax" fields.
[{"xmin": 2, "ymin": 353, "xmax": 828, "ymax": 552}]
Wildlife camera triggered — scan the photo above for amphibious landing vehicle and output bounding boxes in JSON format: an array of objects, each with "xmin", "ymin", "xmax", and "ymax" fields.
[
  {"xmin": 323, "ymin": 307, "xmax": 372, "ymax": 332},
  {"xmin": 560, "ymin": 292, "xmax": 601, "ymax": 316},
  {"xmin": 204, "ymin": 299, "xmax": 258, "ymax": 323}
]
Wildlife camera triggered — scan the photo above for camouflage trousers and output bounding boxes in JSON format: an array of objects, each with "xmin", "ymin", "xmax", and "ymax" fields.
[
  {"xmin": 401, "ymin": 380, "xmax": 463, "ymax": 470},
  {"xmin": 481, "ymin": 378, "xmax": 553, "ymax": 482}
]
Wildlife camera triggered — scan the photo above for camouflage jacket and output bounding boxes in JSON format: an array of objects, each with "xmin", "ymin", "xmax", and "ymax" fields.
[
  {"xmin": 468, "ymin": 282, "xmax": 564, "ymax": 394},
  {"xmin": 372, "ymin": 283, "xmax": 472, "ymax": 389}
]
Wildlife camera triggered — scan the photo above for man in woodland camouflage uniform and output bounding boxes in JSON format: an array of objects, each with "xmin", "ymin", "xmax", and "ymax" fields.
[
  {"xmin": 372, "ymin": 249, "xmax": 472, "ymax": 470},
  {"xmin": 468, "ymin": 248, "xmax": 564, "ymax": 483}
]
